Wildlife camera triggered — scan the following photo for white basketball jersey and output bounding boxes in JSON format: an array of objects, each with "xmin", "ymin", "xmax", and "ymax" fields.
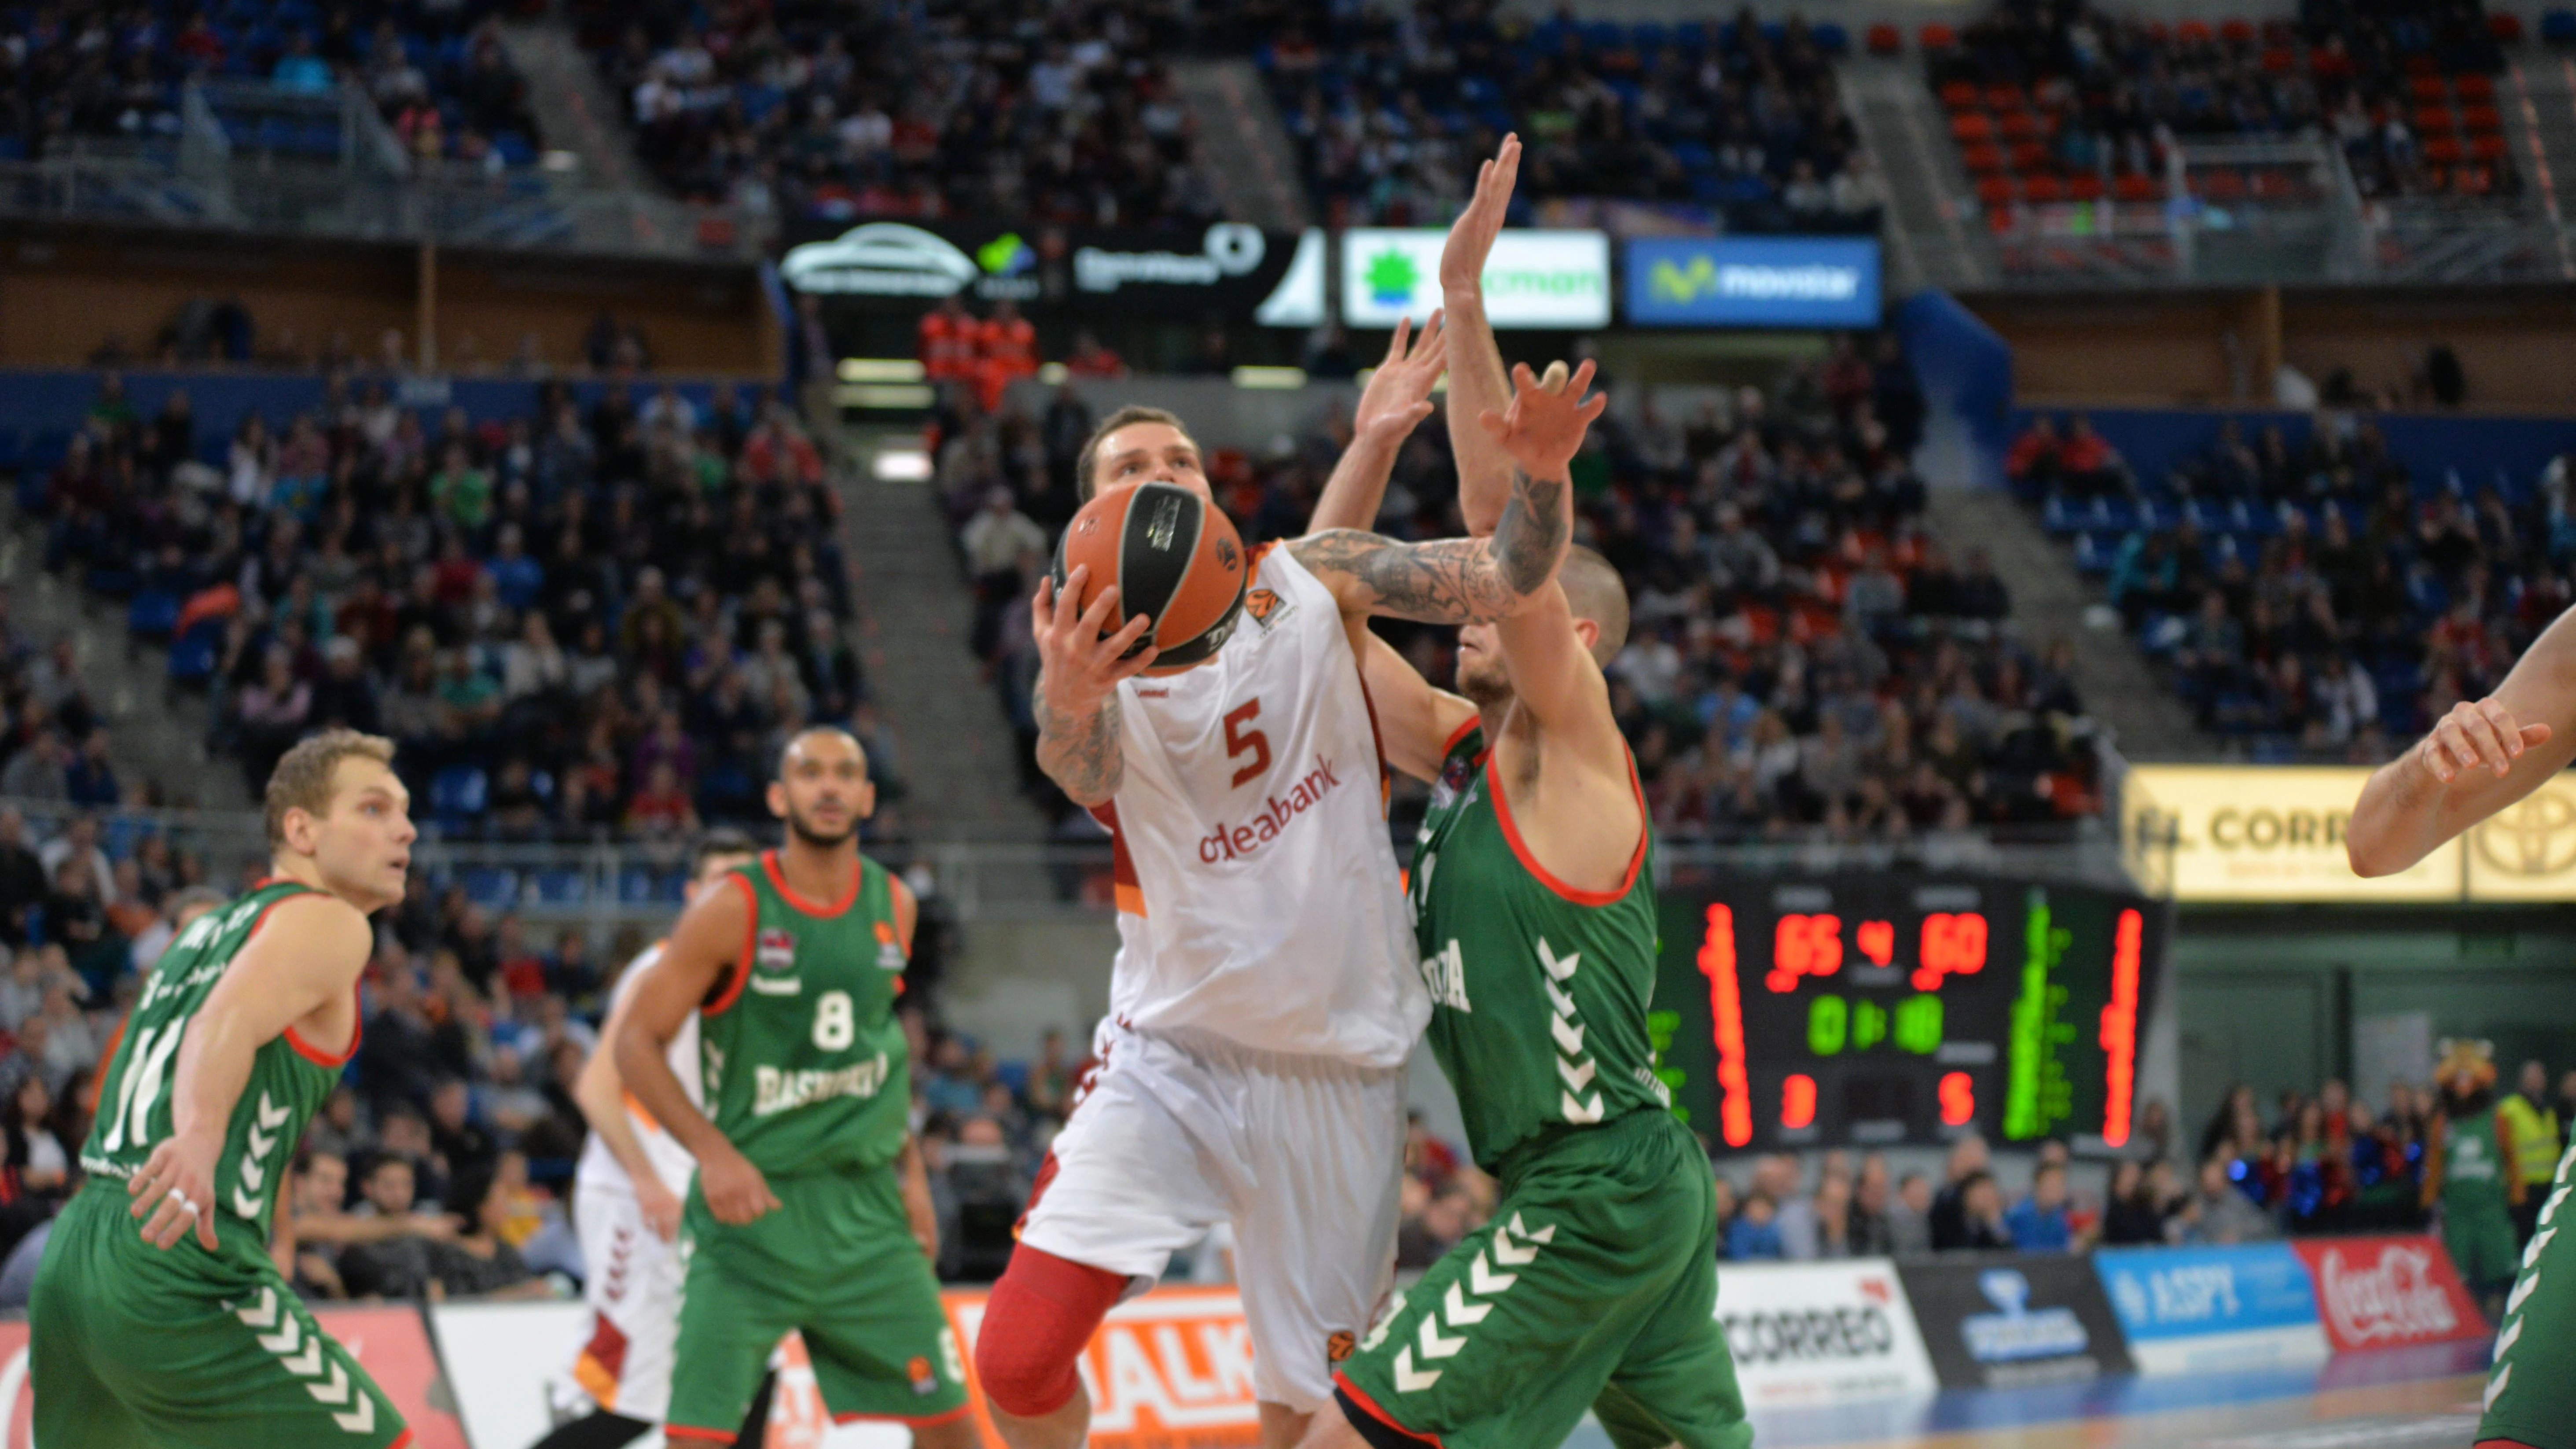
[
  {"xmin": 572, "ymin": 942, "xmax": 699, "ymax": 1200},
  {"xmin": 1095, "ymin": 543, "xmax": 1427, "ymax": 1068}
]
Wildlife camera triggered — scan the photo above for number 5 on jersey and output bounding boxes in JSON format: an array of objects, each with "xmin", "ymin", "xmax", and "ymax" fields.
[{"xmin": 1226, "ymin": 699, "xmax": 1271, "ymax": 788}]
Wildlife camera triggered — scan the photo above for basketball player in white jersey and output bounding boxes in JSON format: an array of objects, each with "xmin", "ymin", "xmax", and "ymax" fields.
[
  {"xmin": 975, "ymin": 146, "xmax": 1568, "ymax": 1449},
  {"xmin": 539, "ymin": 830, "xmax": 758, "ymax": 1449}
]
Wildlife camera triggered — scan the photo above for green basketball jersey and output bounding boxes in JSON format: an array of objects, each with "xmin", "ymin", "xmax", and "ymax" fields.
[
  {"xmin": 2444, "ymin": 1107, "xmax": 2509, "ymax": 1202},
  {"xmin": 1408, "ymin": 723, "xmax": 1668, "ymax": 1173},
  {"xmin": 701, "ymin": 850, "xmax": 911, "ymax": 1177},
  {"xmin": 80, "ymin": 880, "xmax": 351, "ymax": 1264}
]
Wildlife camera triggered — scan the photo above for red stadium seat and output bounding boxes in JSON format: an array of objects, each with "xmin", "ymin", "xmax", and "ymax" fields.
[
  {"xmin": 1951, "ymin": 112, "xmax": 1994, "ymax": 142},
  {"xmin": 2178, "ymin": 20, "xmax": 2214, "ymax": 45},
  {"xmin": 2425, "ymin": 135, "xmax": 2465, "ymax": 164},
  {"xmin": 1985, "ymin": 83, "xmax": 2027, "ymax": 110},
  {"xmin": 1999, "ymin": 110, "xmax": 2042, "ymax": 140},
  {"xmin": 2262, "ymin": 47, "xmax": 2296, "ymax": 73},
  {"xmin": 2412, "ymin": 75, "xmax": 2448, "ymax": 101},
  {"xmin": 2415, "ymin": 105, "xmax": 2456, "ymax": 134},
  {"xmin": 2458, "ymin": 74, "xmax": 2496, "ymax": 102},
  {"xmin": 2199, "ymin": 170, "xmax": 2246, "ymax": 200},
  {"xmin": 2023, "ymin": 173, "xmax": 2066, "ymax": 202},
  {"xmin": 1867, "ymin": 22, "xmax": 1903, "ymax": 54},
  {"xmin": 1920, "ymin": 23, "xmax": 1957, "ymax": 51},
  {"xmin": 2464, "ymin": 103, "xmax": 2503, "ymax": 132},
  {"xmin": 1962, "ymin": 142, "xmax": 2006, "ymax": 173},
  {"xmin": 2473, "ymin": 132, "xmax": 2510, "ymax": 160},
  {"xmin": 1986, "ymin": 207, "xmax": 2017, "ymax": 233},
  {"xmin": 2114, "ymin": 173, "xmax": 2158, "ymax": 202},
  {"xmin": 2220, "ymin": 18, "xmax": 2256, "ymax": 44},
  {"xmin": 1941, "ymin": 81, "xmax": 1981, "ymax": 108},
  {"xmin": 2011, "ymin": 140, "xmax": 2051, "ymax": 169},
  {"xmin": 2491, "ymin": 12, "xmax": 2525, "ymax": 42},
  {"xmin": 1977, "ymin": 174, "xmax": 2016, "ymax": 206},
  {"xmin": 2068, "ymin": 172, "xmax": 2105, "ymax": 201}
]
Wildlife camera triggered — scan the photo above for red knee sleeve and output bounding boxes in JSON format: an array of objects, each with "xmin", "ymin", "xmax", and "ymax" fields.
[{"xmin": 974, "ymin": 1244, "xmax": 1127, "ymax": 1419}]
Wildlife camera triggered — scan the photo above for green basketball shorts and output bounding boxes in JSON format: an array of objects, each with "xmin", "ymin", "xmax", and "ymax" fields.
[
  {"xmin": 2450, "ymin": 1195, "xmax": 2523, "ymax": 1291},
  {"xmin": 1333, "ymin": 1109, "xmax": 1752, "ymax": 1449},
  {"xmin": 666, "ymin": 1160, "xmax": 968, "ymax": 1441},
  {"xmin": 30, "ymin": 1184, "xmax": 408, "ymax": 1449},
  {"xmin": 2483, "ymin": 1142, "xmax": 2576, "ymax": 1449}
]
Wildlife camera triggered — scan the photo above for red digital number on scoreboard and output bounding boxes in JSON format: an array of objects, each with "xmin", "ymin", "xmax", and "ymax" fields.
[
  {"xmin": 1780, "ymin": 1074, "xmax": 1818, "ymax": 1130},
  {"xmin": 1765, "ymin": 913, "xmax": 1844, "ymax": 992},
  {"xmin": 1911, "ymin": 912, "xmax": 1989, "ymax": 991}
]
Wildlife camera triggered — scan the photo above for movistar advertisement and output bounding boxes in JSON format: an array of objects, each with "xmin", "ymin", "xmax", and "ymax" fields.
[
  {"xmin": 780, "ymin": 221, "xmax": 1324, "ymax": 325},
  {"xmin": 1340, "ymin": 228, "xmax": 1612, "ymax": 329},
  {"xmin": 1624, "ymin": 236, "xmax": 1882, "ymax": 328}
]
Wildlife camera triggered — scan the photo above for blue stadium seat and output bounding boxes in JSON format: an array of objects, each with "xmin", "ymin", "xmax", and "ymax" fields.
[
  {"xmin": 530, "ymin": 868, "xmax": 587, "ymax": 906},
  {"xmin": 129, "ymin": 590, "xmax": 184, "ymax": 643},
  {"xmin": 168, "ymin": 620, "xmax": 225, "ymax": 685},
  {"xmin": 619, "ymin": 867, "xmax": 662, "ymax": 903},
  {"xmin": 1813, "ymin": 22, "xmax": 1850, "ymax": 54},
  {"xmin": 2546, "ymin": 10, "xmax": 2576, "ymax": 44},
  {"xmin": 430, "ymin": 764, "xmax": 489, "ymax": 822},
  {"xmin": 459, "ymin": 866, "xmax": 519, "ymax": 909}
]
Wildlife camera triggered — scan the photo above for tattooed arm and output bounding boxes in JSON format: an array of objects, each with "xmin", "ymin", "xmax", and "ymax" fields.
[
  {"xmin": 1030, "ymin": 564, "xmax": 1158, "ymax": 808},
  {"xmin": 1290, "ymin": 463, "xmax": 1569, "ymax": 623},
  {"xmin": 1293, "ymin": 359, "xmax": 1602, "ymax": 625}
]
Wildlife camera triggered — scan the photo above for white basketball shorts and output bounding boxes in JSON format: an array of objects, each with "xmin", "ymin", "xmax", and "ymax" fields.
[
  {"xmin": 555, "ymin": 1176, "xmax": 687, "ymax": 1423},
  {"xmin": 1016, "ymin": 1021, "xmax": 1407, "ymax": 1412}
]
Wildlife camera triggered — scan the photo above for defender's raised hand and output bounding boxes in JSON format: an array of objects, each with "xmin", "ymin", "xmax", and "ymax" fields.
[
  {"xmin": 1442, "ymin": 133, "xmax": 1523, "ymax": 294},
  {"xmin": 1352, "ymin": 311, "xmax": 1449, "ymax": 449},
  {"xmin": 1478, "ymin": 359, "xmax": 1606, "ymax": 481}
]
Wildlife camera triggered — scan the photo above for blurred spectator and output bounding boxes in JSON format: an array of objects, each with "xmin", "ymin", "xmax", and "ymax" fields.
[
  {"xmin": 2003, "ymin": 1161, "xmax": 2074, "ymax": 1250},
  {"xmin": 1726, "ymin": 1192, "xmax": 1784, "ymax": 1260},
  {"xmin": 1941, "ymin": 1170, "xmax": 2014, "ymax": 1252}
]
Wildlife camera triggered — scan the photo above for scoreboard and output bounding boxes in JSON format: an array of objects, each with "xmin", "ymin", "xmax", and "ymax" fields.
[{"xmin": 1647, "ymin": 877, "xmax": 2168, "ymax": 1150}]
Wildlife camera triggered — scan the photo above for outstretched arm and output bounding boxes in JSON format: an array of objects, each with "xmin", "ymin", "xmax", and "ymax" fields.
[
  {"xmin": 1292, "ymin": 360, "xmax": 1596, "ymax": 624},
  {"xmin": 1355, "ymin": 625, "xmax": 1478, "ymax": 782},
  {"xmin": 1031, "ymin": 564, "xmax": 1157, "ymax": 807},
  {"xmin": 1306, "ymin": 313, "xmax": 1448, "ymax": 533},
  {"xmin": 2348, "ymin": 603, "xmax": 2576, "ymax": 876},
  {"xmin": 1441, "ymin": 135, "xmax": 1522, "ymax": 537},
  {"xmin": 131, "ymin": 893, "xmax": 373, "ymax": 1251}
]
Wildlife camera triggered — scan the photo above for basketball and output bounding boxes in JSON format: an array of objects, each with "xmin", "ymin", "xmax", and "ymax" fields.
[{"xmin": 1051, "ymin": 481, "xmax": 1249, "ymax": 676}]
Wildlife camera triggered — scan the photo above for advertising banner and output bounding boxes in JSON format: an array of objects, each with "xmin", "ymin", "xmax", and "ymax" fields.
[
  {"xmin": 2121, "ymin": 764, "xmax": 2463, "ymax": 902},
  {"xmin": 1712, "ymin": 1258, "xmax": 1940, "ymax": 1407},
  {"xmin": 0, "ymin": 1305, "xmax": 468, "ymax": 1449},
  {"xmin": 2093, "ymin": 1243, "xmax": 2330, "ymax": 1376},
  {"xmin": 2291, "ymin": 1235, "xmax": 2490, "ymax": 1352},
  {"xmin": 1895, "ymin": 1253, "xmax": 2135, "ymax": 1389},
  {"xmin": 781, "ymin": 221, "xmax": 1325, "ymax": 324},
  {"xmin": 1340, "ymin": 228, "xmax": 1612, "ymax": 328},
  {"xmin": 1624, "ymin": 237, "xmax": 1882, "ymax": 328}
]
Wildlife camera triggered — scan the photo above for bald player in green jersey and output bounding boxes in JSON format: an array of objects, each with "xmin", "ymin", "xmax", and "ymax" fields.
[
  {"xmin": 2348, "ymin": 610, "xmax": 2576, "ymax": 1449},
  {"xmin": 614, "ymin": 727, "xmax": 970, "ymax": 1447},
  {"xmin": 1286, "ymin": 146, "xmax": 1750, "ymax": 1447},
  {"xmin": 33, "ymin": 730, "xmax": 419, "ymax": 1449}
]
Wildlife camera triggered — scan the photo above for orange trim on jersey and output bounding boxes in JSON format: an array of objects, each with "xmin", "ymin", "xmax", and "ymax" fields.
[
  {"xmin": 1441, "ymin": 715, "xmax": 1481, "ymax": 761},
  {"xmin": 662, "ymin": 1427, "xmax": 737, "ymax": 1444},
  {"xmin": 621, "ymin": 1090, "xmax": 663, "ymax": 1135},
  {"xmin": 1484, "ymin": 747, "xmax": 1649, "ymax": 908},
  {"xmin": 761, "ymin": 849, "xmax": 863, "ymax": 918},
  {"xmin": 833, "ymin": 1406, "xmax": 973, "ymax": 1428},
  {"xmin": 1092, "ymin": 801, "xmax": 1147, "ymax": 917},
  {"xmin": 701, "ymin": 874, "xmax": 760, "ymax": 1017},
  {"xmin": 85, "ymin": 1015, "xmax": 127, "ymax": 1114},
  {"xmin": 387, "ymin": 1432, "xmax": 415, "ymax": 1449},
  {"xmin": 1244, "ymin": 539, "xmax": 1280, "ymax": 573},
  {"xmin": 570, "ymin": 1353, "xmax": 619, "ymax": 1411},
  {"xmin": 265, "ymin": 875, "xmax": 362, "ymax": 1065},
  {"xmin": 1334, "ymin": 1371, "xmax": 1447, "ymax": 1448}
]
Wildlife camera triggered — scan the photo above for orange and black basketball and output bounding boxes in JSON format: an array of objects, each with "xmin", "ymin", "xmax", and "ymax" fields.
[{"xmin": 1051, "ymin": 481, "xmax": 1248, "ymax": 676}]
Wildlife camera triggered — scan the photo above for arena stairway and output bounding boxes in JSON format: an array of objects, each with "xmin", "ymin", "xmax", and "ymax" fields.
[
  {"xmin": 836, "ymin": 435, "xmax": 1051, "ymax": 852},
  {"xmin": 1173, "ymin": 59, "xmax": 1314, "ymax": 232},
  {"xmin": 1923, "ymin": 484, "xmax": 2216, "ymax": 760},
  {"xmin": 0, "ymin": 517, "xmax": 248, "ymax": 812},
  {"xmin": 1841, "ymin": 53, "xmax": 2000, "ymax": 294}
]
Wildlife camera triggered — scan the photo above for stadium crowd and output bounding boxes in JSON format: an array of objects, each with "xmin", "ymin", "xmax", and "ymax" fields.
[
  {"xmin": 573, "ymin": 0, "xmax": 1220, "ymax": 228},
  {"xmin": 1934, "ymin": 0, "xmax": 2520, "ymax": 205},
  {"xmin": 2014, "ymin": 405, "xmax": 2565, "ymax": 754},
  {"xmin": 33, "ymin": 370, "xmax": 876, "ymax": 839},
  {"xmin": 1255, "ymin": 3, "xmax": 1884, "ymax": 228},
  {"xmin": 934, "ymin": 330, "xmax": 2107, "ymax": 848},
  {"xmin": 0, "ymin": 0, "xmax": 541, "ymax": 169}
]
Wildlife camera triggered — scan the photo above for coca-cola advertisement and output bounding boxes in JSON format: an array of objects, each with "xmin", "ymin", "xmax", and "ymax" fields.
[{"xmin": 2291, "ymin": 1235, "xmax": 2490, "ymax": 1352}]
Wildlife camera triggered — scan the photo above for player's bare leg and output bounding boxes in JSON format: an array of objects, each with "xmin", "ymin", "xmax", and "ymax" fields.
[
  {"xmin": 912, "ymin": 1416, "xmax": 979, "ymax": 1449},
  {"xmin": 1259, "ymin": 1401, "xmax": 1312, "ymax": 1449},
  {"xmin": 1292, "ymin": 1406, "xmax": 1366, "ymax": 1449},
  {"xmin": 987, "ymin": 1390, "xmax": 1090, "ymax": 1449}
]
